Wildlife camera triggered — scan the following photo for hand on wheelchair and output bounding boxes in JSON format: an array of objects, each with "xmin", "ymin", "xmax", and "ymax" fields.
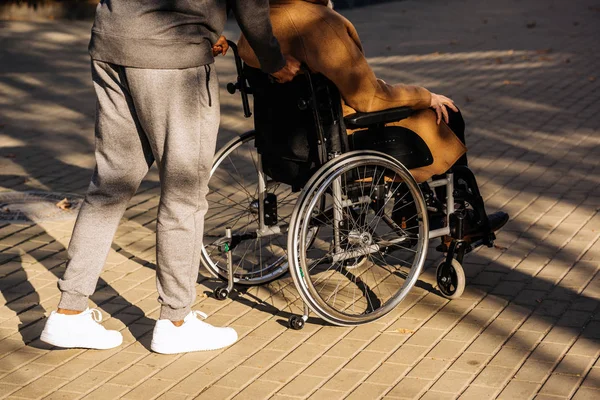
[
  {"xmin": 212, "ymin": 35, "xmax": 230, "ymax": 56},
  {"xmin": 271, "ymin": 55, "xmax": 302, "ymax": 83},
  {"xmin": 430, "ymin": 93, "xmax": 459, "ymax": 125}
]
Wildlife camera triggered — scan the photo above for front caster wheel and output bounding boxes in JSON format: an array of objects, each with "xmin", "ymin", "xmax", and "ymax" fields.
[
  {"xmin": 436, "ymin": 259, "xmax": 465, "ymax": 300},
  {"xmin": 288, "ymin": 315, "xmax": 305, "ymax": 330},
  {"xmin": 214, "ymin": 287, "xmax": 229, "ymax": 301}
]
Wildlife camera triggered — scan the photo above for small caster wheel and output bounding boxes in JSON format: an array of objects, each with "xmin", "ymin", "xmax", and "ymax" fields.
[
  {"xmin": 214, "ymin": 287, "xmax": 229, "ymax": 301},
  {"xmin": 288, "ymin": 315, "xmax": 305, "ymax": 330},
  {"xmin": 436, "ymin": 259, "xmax": 465, "ymax": 300}
]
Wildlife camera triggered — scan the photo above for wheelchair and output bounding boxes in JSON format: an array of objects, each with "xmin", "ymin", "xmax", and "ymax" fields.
[{"xmin": 200, "ymin": 42, "xmax": 498, "ymax": 329}]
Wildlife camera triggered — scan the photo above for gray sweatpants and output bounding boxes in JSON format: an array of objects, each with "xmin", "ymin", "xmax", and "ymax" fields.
[{"xmin": 58, "ymin": 60, "xmax": 220, "ymax": 321}]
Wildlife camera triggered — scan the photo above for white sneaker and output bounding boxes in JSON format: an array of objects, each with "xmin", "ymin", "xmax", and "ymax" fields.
[
  {"xmin": 151, "ymin": 311, "xmax": 238, "ymax": 354},
  {"xmin": 40, "ymin": 308, "xmax": 123, "ymax": 350}
]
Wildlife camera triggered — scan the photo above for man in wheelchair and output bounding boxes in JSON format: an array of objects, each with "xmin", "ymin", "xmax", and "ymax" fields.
[{"xmin": 235, "ymin": 0, "xmax": 509, "ymax": 250}]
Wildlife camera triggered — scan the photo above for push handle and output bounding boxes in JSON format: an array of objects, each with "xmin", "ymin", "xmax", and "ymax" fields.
[{"xmin": 226, "ymin": 40, "xmax": 252, "ymax": 118}]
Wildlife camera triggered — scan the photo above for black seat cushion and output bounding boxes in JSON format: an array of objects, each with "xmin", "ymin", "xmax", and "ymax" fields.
[
  {"xmin": 344, "ymin": 106, "xmax": 414, "ymax": 129},
  {"xmin": 349, "ymin": 126, "xmax": 433, "ymax": 170}
]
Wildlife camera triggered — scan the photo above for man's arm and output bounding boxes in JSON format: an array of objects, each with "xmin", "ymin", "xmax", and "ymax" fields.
[{"xmin": 229, "ymin": 0, "xmax": 286, "ymax": 73}]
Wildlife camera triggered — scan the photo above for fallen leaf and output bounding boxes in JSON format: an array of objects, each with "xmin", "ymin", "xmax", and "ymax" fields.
[
  {"xmin": 465, "ymin": 96, "xmax": 474, "ymax": 103},
  {"xmin": 385, "ymin": 328, "xmax": 415, "ymax": 334},
  {"xmin": 589, "ymin": 76, "xmax": 597, "ymax": 82},
  {"xmin": 526, "ymin": 21, "xmax": 537, "ymax": 29},
  {"xmin": 56, "ymin": 198, "xmax": 73, "ymax": 210},
  {"xmin": 449, "ymin": 40, "xmax": 459, "ymax": 45},
  {"xmin": 536, "ymin": 48, "xmax": 553, "ymax": 54},
  {"xmin": 494, "ymin": 244, "xmax": 508, "ymax": 250},
  {"xmin": 538, "ymin": 56, "xmax": 553, "ymax": 61},
  {"xmin": 502, "ymin": 80, "xmax": 522, "ymax": 86},
  {"xmin": 3, "ymin": 153, "xmax": 16, "ymax": 159},
  {"xmin": 495, "ymin": 57, "xmax": 504, "ymax": 64},
  {"xmin": 1, "ymin": 207, "xmax": 10, "ymax": 213}
]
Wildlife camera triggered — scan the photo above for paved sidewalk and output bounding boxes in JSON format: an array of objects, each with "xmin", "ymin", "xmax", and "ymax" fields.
[{"xmin": 1, "ymin": 0, "xmax": 599, "ymax": 398}]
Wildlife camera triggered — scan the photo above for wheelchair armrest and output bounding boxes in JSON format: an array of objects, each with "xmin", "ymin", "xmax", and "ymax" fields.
[{"xmin": 344, "ymin": 106, "xmax": 415, "ymax": 129}]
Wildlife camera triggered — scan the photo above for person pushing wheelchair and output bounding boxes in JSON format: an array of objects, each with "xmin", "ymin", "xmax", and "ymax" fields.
[{"xmin": 40, "ymin": 0, "xmax": 301, "ymax": 354}]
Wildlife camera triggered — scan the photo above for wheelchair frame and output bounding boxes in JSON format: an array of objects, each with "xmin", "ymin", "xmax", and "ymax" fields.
[{"xmin": 201, "ymin": 42, "xmax": 496, "ymax": 329}]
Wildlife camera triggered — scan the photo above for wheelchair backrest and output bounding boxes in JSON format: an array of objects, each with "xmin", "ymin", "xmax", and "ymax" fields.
[{"xmin": 244, "ymin": 66, "xmax": 348, "ymax": 191}]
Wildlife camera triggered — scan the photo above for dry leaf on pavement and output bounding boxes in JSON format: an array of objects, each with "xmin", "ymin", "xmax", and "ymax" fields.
[{"xmin": 56, "ymin": 198, "xmax": 73, "ymax": 210}]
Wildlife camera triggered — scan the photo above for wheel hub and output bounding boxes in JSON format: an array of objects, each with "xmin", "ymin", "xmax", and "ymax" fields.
[{"xmin": 347, "ymin": 230, "xmax": 373, "ymax": 246}]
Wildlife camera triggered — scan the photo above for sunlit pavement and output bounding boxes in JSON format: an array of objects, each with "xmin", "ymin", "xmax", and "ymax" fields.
[{"xmin": 1, "ymin": 0, "xmax": 599, "ymax": 398}]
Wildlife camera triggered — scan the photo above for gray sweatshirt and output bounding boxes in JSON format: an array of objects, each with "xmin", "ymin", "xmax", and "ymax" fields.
[{"xmin": 88, "ymin": 0, "xmax": 286, "ymax": 72}]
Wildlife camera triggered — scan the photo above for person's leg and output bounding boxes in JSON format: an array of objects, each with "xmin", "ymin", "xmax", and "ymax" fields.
[
  {"xmin": 42, "ymin": 60, "xmax": 154, "ymax": 349},
  {"xmin": 124, "ymin": 64, "xmax": 219, "ymax": 322},
  {"xmin": 445, "ymin": 108, "xmax": 467, "ymax": 167},
  {"xmin": 124, "ymin": 64, "xmax": 237, "ymax": 353},
  {"xmin": 58, "ymin": 60, "xmax": 154, "ymax": 311}
]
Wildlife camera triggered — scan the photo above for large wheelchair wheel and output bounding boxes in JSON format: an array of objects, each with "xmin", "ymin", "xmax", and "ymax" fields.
[
  {"xmin": 288, "ymin": 151, "xmax": 429, "ymax": 326},
  {"xmin": 200, "ymin": 131, "xmax": 297, "ymax": 285}
]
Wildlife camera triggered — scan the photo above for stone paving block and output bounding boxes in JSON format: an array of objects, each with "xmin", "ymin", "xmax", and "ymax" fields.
[
  {"xmin": 520, "ymin": 315, "xmax": 557, "ymax": 333},
  {"xmin": 261, "ymin": 361, "xmax": 306, "ymax": 384},
  {"xmin": 449, "ymin": 352, "xmax": 491, "ymax": 374},
  {"xmin": 0, "ymin": 362, "xmax": 53, "ymax": 386},
  {"xmin": 529, "ymin": 342, "xmax": 569, "ymax": 365},
  {"xmin": 346, "ymin": 382, "xmax": 388, "ymax": 399},
  {"xmin": 217, "ymin": 365, "xmax": 264, "ymax": 389},
  {"xmin": 81, "ymin": 383, "xmax": 132, "ymax": 400},
  {"xmin": 194, "ymin": 385, "xmax": 237, "ymax": 400},
  {"xmin": 407, "ymin": 358, "xmax": 451, "ymax": 381},
  {"xmin": 320, "ymin": 369, "xmax": 368, "ymax": 392},
  {"xmin": 324, "ymin": 339, "xmax": 367, "ymax": 358},
  {"xmin": 573, "ymin": 387, "xmax": 600, "ymax": 400},
  {"xmin": 444, "ymin": 323, "xmax": 483, "ymax": 343},
  {"xmin": 107, "ymin": 365, "xmax": 159, "ymax": 387},
  {"xmin": 387, "ymin": 345, "xmax": 429, "ymax": 365},
  {"xmin": 58, "ymin": 370, "xmax": 112, "ymax": 394},
  {"xmin": 426, "ymin": 340, "xmax": 468, "ymax": 360},
  {"xmin": 364, "ymin": 332, "xmax": 410, "ymax": 353},
  {"xmin": 284, "ymin": 343, "xmax": 330, "ymax": 364},
  {"xmin": 42, "ymin": 390, "xmax": 82, "ymax": 400},
  {"xmin": 581, "ymin": 367, "xmax": 600, "ymax": 389},
  {"xmin": 278, "ymin": 374, "xmax": 326, "ymax": 398},
  {"xmin": 514, "ymin": 359, "xmax": 556, "ymax": 383},
  {"xmin": 488, "ymin": 346, "xmax": 529, "ymax": 368},
  {"xmin": 471, "ymin": 365, "xmax": 516, "ymax": 389},
  {"xmin": 554, "ymin": 354, "xmax": 595, "ymax": 377},
  {"xmin": 466, "ymin": 334, "xmax": 507, "ymax": 355},
  {"xmin": 242, "ymin": 349, "xmax": 286, "ymax": 370},
  {"xmin": 12, "ymin": 376, "xmax": 68, "ymax": 399},
  {"xmin": 386, "ymin": 377, "xmax": 431, "ymax": 399},
  {"xmin": 540, "ymin": 373, "xmax": 582, "ymax": 398},
  {"xmin": 0, "ymin": 383, "xmax": 20, "ymax": 398},
  {"xmin": 497, "ymin": 380, "xmax": 540, "ymax": 400},
  {"xmin": 365, "ymin": 363, "xmax": 410, "ymax": 386},
  {"xmin": 429, "ymin": 371, "xmax": 473, "ymax": 394},
  {"xmin": 307, "ymin": 388, "xmax": 346, "ymax": 400},
  {"xmin": 33, "ymin": 348, "xmax": 84, "ymax": 366},
  {"xmin": 231, "ymin": 379, "xmax": 281, "ymax": 400}
]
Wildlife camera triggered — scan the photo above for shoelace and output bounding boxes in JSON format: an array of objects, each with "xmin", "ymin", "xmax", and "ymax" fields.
[
  {"xmin": 85, "ymin": 308, "xmax": 103, "ymax": 323},
  {"xmin": 192, "ymin": 310, "xmax": 208, "ymax": 320}
]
